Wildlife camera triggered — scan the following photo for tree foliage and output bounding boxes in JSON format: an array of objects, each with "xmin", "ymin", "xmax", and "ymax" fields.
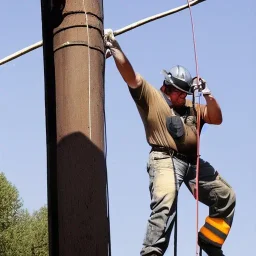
[
  {"xmin": 30, "ymin": 206, "xmax": 48, "ymax": 256},
  {"xmin": 0, "ymin": 173, "xmax": 48, "ymax": 255}
]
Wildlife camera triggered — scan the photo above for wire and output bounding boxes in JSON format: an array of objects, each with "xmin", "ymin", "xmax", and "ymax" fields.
[
  {"xmin": 0, "ymin": 0, "xmax": 205, "ymax": 66},
  {"xmin": 83, "ymin": 1, "xmax": 92, "ymax": 140},
  {"xmin": 186, "ymin": 0, "xmax": 202, "ymax": 255}
]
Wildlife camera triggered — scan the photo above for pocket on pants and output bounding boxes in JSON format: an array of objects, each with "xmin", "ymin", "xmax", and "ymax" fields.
[{"xmin": 147, "ymin": 152, "xmax": 172, "ymax": 176}]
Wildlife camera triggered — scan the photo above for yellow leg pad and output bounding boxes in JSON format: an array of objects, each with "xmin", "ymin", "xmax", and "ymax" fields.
[
  {"xmin": 205, "ymin": 217, "xmax": 230, "ymax": 235},
  {"xmin": 200, "ymin": 226, "xmax": 225, "ymax": 246}
]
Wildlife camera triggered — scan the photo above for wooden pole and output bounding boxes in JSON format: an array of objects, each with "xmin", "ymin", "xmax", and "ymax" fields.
[{"xmin": 40, "ymin": 0, "xmax": 110, "ymax": 255}]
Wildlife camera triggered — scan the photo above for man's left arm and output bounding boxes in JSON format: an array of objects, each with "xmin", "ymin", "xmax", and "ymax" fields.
[
  {"xmin": 203, "ymin": 94, "xmax": 223, "ymax": 125},
  {"xmin": 194, "ymin": 78, "xmax": 222, "ymax": 125}
]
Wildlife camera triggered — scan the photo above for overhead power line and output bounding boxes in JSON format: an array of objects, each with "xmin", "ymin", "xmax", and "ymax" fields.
[{"xmin": 0, "ymin": 0, "xmax": 205, "ymax": 66}]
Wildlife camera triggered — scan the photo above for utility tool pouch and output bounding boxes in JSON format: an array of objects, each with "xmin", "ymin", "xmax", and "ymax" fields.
[{"xmin": 166, "ymin": 116, "xmax": 185, "ymax": 139}]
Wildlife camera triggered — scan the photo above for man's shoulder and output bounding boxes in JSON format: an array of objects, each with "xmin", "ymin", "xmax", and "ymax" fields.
[
  {"xmin": 130, "ymin": 74, "xmax": 160, "ymax": 99},
  {"xmin": 140, "ymin": 75, "xmax": 158, "ymax": 92}
]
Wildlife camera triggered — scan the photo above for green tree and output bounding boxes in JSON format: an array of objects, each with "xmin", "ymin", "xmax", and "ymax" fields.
[
  {"xmin": 0, "ymin": 173, "xmax": 49, "ymax": 255},
  {"xmin": 30, "ymin": 206, "xmax": 48, "ymax": 256},
  {"xmin": 0, "ymin": 172, "xmax": 23, "ymax": 254},
  {"xmin": 2, "ymin": 209, "xmax": 34, "ymax": 255}
]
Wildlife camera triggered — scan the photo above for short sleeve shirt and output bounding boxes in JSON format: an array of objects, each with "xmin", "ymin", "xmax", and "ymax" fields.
[{"xmin": 129, "ymin": 75, "xmax": 206, "ymax": 156}]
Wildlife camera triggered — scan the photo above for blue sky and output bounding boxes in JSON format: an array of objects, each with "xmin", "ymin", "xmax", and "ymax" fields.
[{"xmin": 0, "ymin": 0, "xmax": 255, "ymax": 255}]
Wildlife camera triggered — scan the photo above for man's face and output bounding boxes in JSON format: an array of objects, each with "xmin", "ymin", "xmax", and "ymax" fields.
[{"xmin": 168, "ymin": 87, "xmax": 187, "ymax": 107}]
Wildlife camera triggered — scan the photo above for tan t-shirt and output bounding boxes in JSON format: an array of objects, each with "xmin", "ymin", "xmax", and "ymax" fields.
[{"xmin": 129, "ymin": 76, "xmax": 206, "ymax": 156}]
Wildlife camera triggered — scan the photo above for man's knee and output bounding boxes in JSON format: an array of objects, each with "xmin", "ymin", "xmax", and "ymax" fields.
[{"xmin": 214, "ymin": 175, "xmax": 236, "ymax": 218}]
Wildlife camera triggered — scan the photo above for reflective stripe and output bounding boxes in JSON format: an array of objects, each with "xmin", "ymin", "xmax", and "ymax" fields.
[
  {"xmin": 204, "ymin": 223, "xmax": 227, "ymax": 240},
  {"xmin": 200, "ymin": 226, "xmax": 224, "ymax": 246},
  {"xmin": 199, "ymin": 232, "xmax": 222, "ymax": 248},
  {"xmin": 205, "ymin": 217, "xmax": 230, "ymax": 235}
]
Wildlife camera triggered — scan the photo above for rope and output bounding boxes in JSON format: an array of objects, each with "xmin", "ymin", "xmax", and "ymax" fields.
[
  {"xmin": 186, "ymin": 0, "xmax": 202, "ymax": 255},
  {"xmin": 83, "ymin": 2, "xmax": 92, "ymax": 140},
  {"xmin": 82, "ymin": 3, "xmax": 112, "ymax": 256},
  {"xmin": 0, "ymin": 0, "xmax": 205, "ymax": 66}
]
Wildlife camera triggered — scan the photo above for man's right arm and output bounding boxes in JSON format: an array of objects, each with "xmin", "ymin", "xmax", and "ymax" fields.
[{"xmin": 104, "ymin": 29, "xmax": 142, "ymax": 89}]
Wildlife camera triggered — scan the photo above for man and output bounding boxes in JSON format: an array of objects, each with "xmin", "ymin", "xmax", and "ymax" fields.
[{"xmin": 104, "ymin": 29, "xmax": 236, "ymax": 256}]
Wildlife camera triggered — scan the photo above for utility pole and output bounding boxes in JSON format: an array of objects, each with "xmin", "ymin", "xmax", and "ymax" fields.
[{"xmin": 40, "ymin": 1, "xmax": 110, "ymax": 256}]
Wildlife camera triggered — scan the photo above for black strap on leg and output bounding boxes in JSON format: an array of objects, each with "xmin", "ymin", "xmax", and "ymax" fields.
[{"xmin": 199, "ymin": 247, "xmax": 202, "ymax": 256}]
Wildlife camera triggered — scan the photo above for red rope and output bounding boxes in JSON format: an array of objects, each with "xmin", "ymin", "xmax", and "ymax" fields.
[{"xmin": 186, "ymin": 1, "xmax": 202, "ymax": 255}]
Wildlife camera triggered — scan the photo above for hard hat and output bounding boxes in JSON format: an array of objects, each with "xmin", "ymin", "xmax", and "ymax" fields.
[{"xmin": 162, "ymin": 65, "xmax": 193, "ymax": 95}]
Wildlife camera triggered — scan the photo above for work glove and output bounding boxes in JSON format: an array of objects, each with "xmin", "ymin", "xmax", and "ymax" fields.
[
  {"xmin": 104, "ymin": 29, "xmax": 121, "ymax": 58},
  {"xmin": 192, "ymin": 77, "xmax": 211, "ymax": 95}
]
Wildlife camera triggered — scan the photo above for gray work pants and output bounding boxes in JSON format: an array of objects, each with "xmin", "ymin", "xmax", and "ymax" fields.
[{"xmin": 141, "ymin": 151, "xmax": 236, "ymax": 256}]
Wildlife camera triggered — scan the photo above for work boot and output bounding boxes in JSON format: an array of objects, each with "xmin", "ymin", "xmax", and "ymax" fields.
[{"xmin": 199, "ymin": 239, "xmax": 225, "ymax": 256}]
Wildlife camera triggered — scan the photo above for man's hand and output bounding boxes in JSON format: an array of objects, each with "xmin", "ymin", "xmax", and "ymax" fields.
[
  {"xmin": 192, "ymin": 77, "xmax": 211, "ymax": 95},
  {"xmin": 200, "ymin": 78, "xmax": 211, "ymax": 95},
  {"xmin": 104, "ymin": 29, "xmax": 121, "ymax": 58},
  {"xmin": 104, "ymin": 29, "xmax": 116, "ymax": 48}
]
